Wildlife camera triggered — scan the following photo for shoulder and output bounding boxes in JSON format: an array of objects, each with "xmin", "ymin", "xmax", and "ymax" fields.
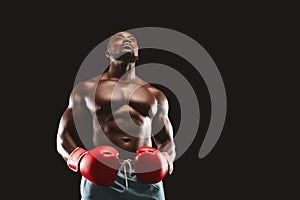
[
  {"xmin": 135, "ymin": 76, "xmax": 168, "ymax": 106},
  {"xmin": 69, "ymin": 75, "xmax": 100, "ymax": 105},
  {"xmin": 149, "ymin": 86, "xmax": 167, "ymax": 102},
  {"xmin": 147, "ymin": 85, "xmax": 169, "ymax": 110},
  {"xmin": 72, "ymin": 75, "xmax": 100, "ymax": 96}
]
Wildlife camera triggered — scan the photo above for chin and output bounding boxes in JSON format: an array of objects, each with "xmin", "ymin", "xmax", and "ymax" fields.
[{"xmin": 120, "ymin": 49, "xmax": 134, "ymax": 55}]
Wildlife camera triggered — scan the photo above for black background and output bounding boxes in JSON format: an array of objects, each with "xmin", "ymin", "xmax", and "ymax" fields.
[{"xmin": 4, "ymin": 2, "xmax": 298, "ymax": 199}]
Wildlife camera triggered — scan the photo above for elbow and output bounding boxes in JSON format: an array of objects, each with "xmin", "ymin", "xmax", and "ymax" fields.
[
  {"xmin": 56, "ymin": 133, "xmax": 69, "ymax": 161},
  {"xmin": 56, "ymin": 135, "xmax": 64, "ymax": 156}
]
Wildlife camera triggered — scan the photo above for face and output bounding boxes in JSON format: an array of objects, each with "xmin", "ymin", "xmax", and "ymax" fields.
[{"xmin": 106, "ymin": 32, "xmax": 139, "ymax": 60}]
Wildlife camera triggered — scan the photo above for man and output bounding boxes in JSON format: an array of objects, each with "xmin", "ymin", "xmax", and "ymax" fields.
[{"xmin": 56, "ymin": 31, "xmax": 176, "ymax": 200}]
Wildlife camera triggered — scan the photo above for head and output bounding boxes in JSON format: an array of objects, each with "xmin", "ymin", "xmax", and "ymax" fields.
[{"xmin": 105, "ymin": 31, "xmax": 139, "ymax": 63}]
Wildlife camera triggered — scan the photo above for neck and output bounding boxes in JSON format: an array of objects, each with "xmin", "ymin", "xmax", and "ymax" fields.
[{"xmin": 108, "ymin": 61, "xmax": 136, "ymax": 81}]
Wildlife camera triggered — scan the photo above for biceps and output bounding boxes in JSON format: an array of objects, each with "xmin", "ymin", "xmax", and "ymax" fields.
[{"xmin": 58, "ymin": 108, "xmax": 76, "ymax": 135}]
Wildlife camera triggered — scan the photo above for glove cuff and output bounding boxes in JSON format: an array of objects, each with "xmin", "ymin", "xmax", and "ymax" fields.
[{"xmin": 67, "ymin": 147, "xmax": 88, "ymax": 172}]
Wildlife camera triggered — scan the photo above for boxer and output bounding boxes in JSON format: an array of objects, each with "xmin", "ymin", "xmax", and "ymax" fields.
[{"xmin": 56, "ymin": 31, "xmax": 176, "ymax": 200}]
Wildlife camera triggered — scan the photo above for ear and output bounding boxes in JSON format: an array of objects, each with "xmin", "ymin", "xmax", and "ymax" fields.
[{"xmin": 105, "ymin": 50, "xmax": 110, "ymax": 58}]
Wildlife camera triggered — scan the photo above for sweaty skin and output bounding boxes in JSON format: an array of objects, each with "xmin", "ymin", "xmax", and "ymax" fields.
[{"xmin": 56, "ymin": 31, "xmax": 175, "ymax": 173}]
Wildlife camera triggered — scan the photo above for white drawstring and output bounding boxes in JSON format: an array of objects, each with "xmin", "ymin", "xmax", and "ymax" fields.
[{"xmin": 121, "ymin": 159, "xmax": 132, "ymax": 190}]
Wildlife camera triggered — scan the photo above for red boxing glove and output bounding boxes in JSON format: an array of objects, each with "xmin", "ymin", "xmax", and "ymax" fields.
[
  {"xmin": 67, "ymin": 146, "xmax": 120, "ymax": 187},
  {"xmin": 134, "ymin": 146, "xmax": 169, "ymax": 184}
]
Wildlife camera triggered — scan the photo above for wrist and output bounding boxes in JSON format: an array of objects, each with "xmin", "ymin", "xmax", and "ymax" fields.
[
  {"xmin": 67, "ymin": 147, "xmax": 88, "ymax": 172},
  {"xmin": 161, "ymin": 152, "xmax": 174, "ymax": 174}
]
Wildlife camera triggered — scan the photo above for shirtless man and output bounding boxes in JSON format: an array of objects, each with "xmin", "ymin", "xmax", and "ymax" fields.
[{"xmin": 56, "ymin": 31, "xmax": 176, "ymax": 200}]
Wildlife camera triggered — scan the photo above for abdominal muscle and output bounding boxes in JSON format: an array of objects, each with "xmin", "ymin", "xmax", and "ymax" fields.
[{"xmin": 92, "ymin": 116, "xmax": 152, "ymax": 159}]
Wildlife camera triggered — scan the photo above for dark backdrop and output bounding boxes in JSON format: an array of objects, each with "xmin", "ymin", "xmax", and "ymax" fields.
[{"xmin": 4, "ymin": 2, "xmax": 298, "ymax": 199}]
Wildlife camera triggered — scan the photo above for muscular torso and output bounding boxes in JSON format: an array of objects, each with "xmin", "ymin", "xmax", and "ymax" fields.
[{"xmin": 82, "ymin": 75, "xmax": 159, "ymax": 156}]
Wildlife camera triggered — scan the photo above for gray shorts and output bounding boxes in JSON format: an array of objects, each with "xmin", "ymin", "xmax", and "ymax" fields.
[{"xmin": 80, "ymin": 160, "xmax": 166, "ymax": 200}]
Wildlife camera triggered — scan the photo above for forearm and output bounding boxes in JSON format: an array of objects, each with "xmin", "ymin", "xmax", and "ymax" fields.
[
  {"xmin": 157, "ymin": 140, "xmax": 176, "ymax": 161},
  {"xmin": 56, "ymin": 128, "xmax": 79, "ymax": 161},
  {"xmin": 56, "ymin": 108, "xmax": 85, "ymax": 161},
  {"xmin": 153, "ymin": 122, "xmax": 176, "ymax": 161},
  {"xmin": 155, "ymin": 140, "xmax": 175, "ymax": 174}
]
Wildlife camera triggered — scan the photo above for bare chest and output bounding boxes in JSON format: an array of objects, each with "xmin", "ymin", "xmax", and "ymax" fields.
[{"xmin": 93, "ymin": 80, "xmax": 157, "ymax": 117}]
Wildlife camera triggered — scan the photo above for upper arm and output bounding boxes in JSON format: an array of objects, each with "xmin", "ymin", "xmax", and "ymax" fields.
[
  {"xmin": 56, "ymin": 83, "xmax": 89, "ymax": 151},
  {"xmin": 152, "ymin": 90, "xmax": 175, "ymax": 152},
  {"xmin": 59, "ymin": 83, "xmax": 87, "ymax": 129}
]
